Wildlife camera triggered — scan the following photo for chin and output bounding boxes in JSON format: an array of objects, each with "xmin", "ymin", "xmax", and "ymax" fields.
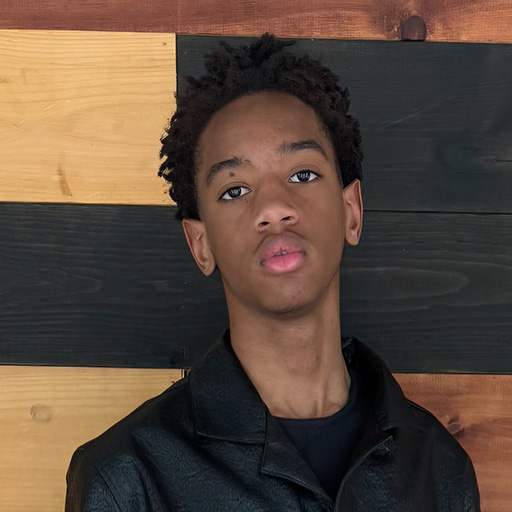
[{"xmin": 258, "ymin": 295, "xmax": 316, "ymax": 319}]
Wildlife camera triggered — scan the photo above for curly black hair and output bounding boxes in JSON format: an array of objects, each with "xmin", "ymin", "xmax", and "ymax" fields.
[{"xmin": 158, "ymin": 33, "xmax": 363, "ymax": 220}]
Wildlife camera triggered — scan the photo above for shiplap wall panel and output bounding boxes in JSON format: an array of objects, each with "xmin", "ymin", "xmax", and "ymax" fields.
[
  {"xmin": 2, "ymin": 203, "xmax": 511, "ymax": 372},
  {"xmin": 0, "ymin": 30, "xmax": 175, "ymax": 205},
  {"xmin": 0, "ymin": 0, "xmax": 512, "ymax": 44},
  {"xmin": 0, "ymin": 366, "xmax": 181, "ymax": 512},
  {"xmin": 0, "ymin": 367, "xmax": 510, "ymax": 512}
]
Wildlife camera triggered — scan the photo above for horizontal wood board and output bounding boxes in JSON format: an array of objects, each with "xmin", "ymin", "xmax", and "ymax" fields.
[
  {"xmin": 0, "ymin": 366, "xmax": 510, "ymax": 511},
  {"xmin": 178, "ymin": 35, "xmax": 512, "ymax": 214},
  {"xmin": 0, "ymin": 30, "xmax": 175, "ymax": 205},
  {"xmin": 1, "ymin": 0, "xmax": 512, "ymax": 44},
  {"xmin": 1, "ymin": 203, "xmax": 511, "ymax": 373}
]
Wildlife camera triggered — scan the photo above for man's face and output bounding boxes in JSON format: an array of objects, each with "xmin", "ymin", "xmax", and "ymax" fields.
[{"xmin": 183, "ymin": 91, "xmax": 362, "ymax": 318}]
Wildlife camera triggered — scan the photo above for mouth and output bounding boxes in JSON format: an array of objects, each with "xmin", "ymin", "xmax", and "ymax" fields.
[
  {"xmin": 259, "ymin": 241, "xmax": 306, "ymax": 275},
  {"xmin": 262, "ymin": 251, "xmax": 305, "ymax": 274}
]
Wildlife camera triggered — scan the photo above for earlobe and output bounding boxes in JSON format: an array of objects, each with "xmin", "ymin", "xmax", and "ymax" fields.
[
  {"xmin": 343, "ymin": 179, "xmax": 363, "ymax": 246},
  {"xmin": 182, "ymin": 219, "xmax": 216, "ymax": 276}
]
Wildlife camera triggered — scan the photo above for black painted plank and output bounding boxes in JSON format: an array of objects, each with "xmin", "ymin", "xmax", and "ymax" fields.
[
  {"xmin": 0, "ymin": 203, "xmax": 227, "ymax": 369},
  {"xmin": 1, "ymin": 202, "xmax": 511, "ymax": 373},
  {"xmin": 178, "ymin": 35, "xmax": 512, "ymax": 214}
]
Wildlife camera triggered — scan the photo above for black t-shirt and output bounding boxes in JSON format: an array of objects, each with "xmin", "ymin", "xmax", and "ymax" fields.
[{"xmin": 275, "ymin": 367, "xmax": 369, "ymax": 501}]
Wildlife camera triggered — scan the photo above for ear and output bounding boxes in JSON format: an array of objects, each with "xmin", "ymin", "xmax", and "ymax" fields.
[
  {"xmin": 342, "ymin": 179, "xmax": 363, "ymax": 246},
  {"xmin": 181, "ymin": 219, "xmax": 216, "ymax": 276}
]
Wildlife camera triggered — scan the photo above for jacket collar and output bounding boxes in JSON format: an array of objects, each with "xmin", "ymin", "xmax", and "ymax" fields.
[
  {"xmin": 341, "ymin": 335, "xmax": 426, "ymax": 432},
  {"xmin": 188, "ymin": 329, "xmax": 424, "ymax": 444},
  {"xmin": 188, "ymin": 329, "xmax": 424, "ymax": 501},
  {"xmin": 188, "ymin": 329, "xmax": 267, "ymax": 443}
]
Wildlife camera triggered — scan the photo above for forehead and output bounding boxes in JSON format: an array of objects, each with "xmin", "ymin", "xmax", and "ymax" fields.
[{"xmin": 196, "ymin": 91, "xmax": 332, "ymax": 166}]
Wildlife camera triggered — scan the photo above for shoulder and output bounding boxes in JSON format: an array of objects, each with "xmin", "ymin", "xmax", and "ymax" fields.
[
  {"xmin": 84, "ymin": 375, "xmax": 192, "ymax": 454},
  {"xmin": 406, "ymin": 398, "xmax": 468, "ymax": 461},
  {"xmin": 403, "ymin": 398, "xmax": 480, "ymax": 509},
  {"xmin": 84, "ymin": 374, "xmax": 192, "ymax": 457},
  {"xmin": 66, "ymin": 376, "xmax": 193, "ymax": 509}
]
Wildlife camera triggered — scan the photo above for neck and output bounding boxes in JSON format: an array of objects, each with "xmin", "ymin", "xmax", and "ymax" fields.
[{"xmin": 227, "ymin": 284, "xmax": 350, "ymax": 419}]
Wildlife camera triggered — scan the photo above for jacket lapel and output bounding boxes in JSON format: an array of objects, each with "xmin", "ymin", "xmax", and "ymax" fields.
[
  {"xmin": 261, "ymin": 410, "xmax": 330, "ymax": 500},
  {"xmin": 188, "ymin": 330, "xmax": 331, "ymax": 499}
]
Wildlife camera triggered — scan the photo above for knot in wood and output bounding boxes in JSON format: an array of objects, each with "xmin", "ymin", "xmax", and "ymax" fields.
[
  {"xmin": 401, "ymin": 15, "xmax": 427, "ymax": 41},
  {"xmin": 30, "ymin": 403, "xmax": 53, "ymax": 422},
  {"xmin": 446, "ymin": 421, "xmax": 464, "ymax": 436}
]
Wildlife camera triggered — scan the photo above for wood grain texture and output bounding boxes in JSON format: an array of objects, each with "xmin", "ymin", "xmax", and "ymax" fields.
[
  {"xmin": 0, "ymin": 365, "xmax": 181, "ymax": 512},
  {"xmin": 179, "ymin": 35, "xmax": 512, "ymax": 214},
  {"xmin": 0, "ymin": 0, "xmax": 512, "ymax": 43},
  {"xmin": 1, "ymin": 203, "xmax": 511, "ymax": 372},
  {"xmin": 3, "ymin": 33, "xmax": 511, "ymax": 212},
  {"xmin": 0, "ymin": 30, "xmax": 175, "ymax": 205},
  {"xmin": 0, "ymin": 367, "xmax": 510, "ymax": 511},
  {"xmin": 396, "ymin": 373, "xmax": 512, "ymax": 512}
]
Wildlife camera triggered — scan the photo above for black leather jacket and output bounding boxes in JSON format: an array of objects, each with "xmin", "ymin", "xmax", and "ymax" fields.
[{"xmin": 66, "ymin": 331, "xmax": 480, "ymax": 511}]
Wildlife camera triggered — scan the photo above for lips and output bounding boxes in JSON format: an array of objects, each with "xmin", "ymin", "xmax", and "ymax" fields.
[{"xmin": 258, "ymin": 233, "xmax": 307, "ymax": 274}]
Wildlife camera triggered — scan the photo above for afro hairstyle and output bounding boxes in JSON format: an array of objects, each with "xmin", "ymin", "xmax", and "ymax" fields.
[{"xmin": 158, "ymin": 33, "xmax": 364, "ymax": 220}]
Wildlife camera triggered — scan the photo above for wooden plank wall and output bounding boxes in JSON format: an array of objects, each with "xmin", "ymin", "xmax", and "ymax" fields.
[{"xmin": 0, "ymin": 2, "xmax": 511, "ymax": 511}]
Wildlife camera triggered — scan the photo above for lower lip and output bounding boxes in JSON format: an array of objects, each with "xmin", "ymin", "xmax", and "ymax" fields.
[{"xmin": 261, "ymin": 252, "xmax": 305, "ymax": 274}]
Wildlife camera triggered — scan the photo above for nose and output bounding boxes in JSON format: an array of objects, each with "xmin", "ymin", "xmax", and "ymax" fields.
[{"xmin": 253, "ymin": 183, "xmax": 299, "ymax": 232}]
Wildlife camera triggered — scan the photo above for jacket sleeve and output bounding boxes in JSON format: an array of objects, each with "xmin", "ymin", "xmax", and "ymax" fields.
[
  {"xmin": 65, "ymin": 447, "xmax": 121, "ymax": 512},
  {"xmin": 463, "ymin": 454, "xmax": 481, "ymax": 512}
]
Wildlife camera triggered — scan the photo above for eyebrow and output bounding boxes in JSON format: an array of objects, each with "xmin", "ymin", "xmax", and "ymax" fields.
[
  {"xmin": 206, "ymin": 156, "xmax": 248, "ymax": 185},
  {"xmin": 205, "ymin": 139, "xmax": 328, "ymax": 186},
  {"xmin": 278, "ymin": 139, "xmax": 328, "ymax": 159}
]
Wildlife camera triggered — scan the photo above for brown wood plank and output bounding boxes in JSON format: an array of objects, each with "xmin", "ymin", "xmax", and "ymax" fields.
[
  {"xmin": 396, "ymin": 373, "xmax": 512, "ymax": 512},
  {"xmin": 0, "ymin": 0, "xmax": 512, "ymax": 43},
  {"xmin": 0, "ymin": 365, "xmax": 181, "ymax": 512},
  {"xmin": 0, "ymin": 30, "xmax": 175, "ymax": 205},
  {"xmin": 0, "ymin": 367, "xmax": 510, "ymax": 511}
]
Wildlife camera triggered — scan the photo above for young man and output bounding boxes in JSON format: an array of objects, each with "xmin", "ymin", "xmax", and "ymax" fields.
[{"xmin": 66, "ymin": 34, "xmax": 480, "ymax": 511}]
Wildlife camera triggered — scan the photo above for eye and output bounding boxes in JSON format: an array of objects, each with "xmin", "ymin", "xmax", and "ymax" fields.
[
  {"xmin": 220, "ymin": 186, "xmax": 250, "ymax": 201},
  {"xmin": 289, "ymin": 170, "xmax": 320, "ymax": 183}
]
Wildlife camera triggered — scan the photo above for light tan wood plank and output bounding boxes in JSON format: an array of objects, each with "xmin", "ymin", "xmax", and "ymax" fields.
[
  {"xmin": 0, "ymin": 366, "xmax": 181, "ymax": 512},
  {"xmin": 1, "ymin": 368, "xmax": 511, "ymax": 511},
  {"xmin": 0, "ymin": 30, "xmax": 175, "ymax": 205},
  {"xmin": 396, "ymin": 373, "xmax": 512, "ymax": 512}
]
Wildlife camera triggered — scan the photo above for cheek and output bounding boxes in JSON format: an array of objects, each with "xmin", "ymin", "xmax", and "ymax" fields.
[
  {"xmin": 308, "ymin": 195, "xmax": 345, "ymax": 253},
  {"xmin": 207, "ymin": 222, "xmax": 245, "ymax": 273},
  {"xmin": 305, "ymin": 186, "xmax": 344, "ymax": 227}
]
